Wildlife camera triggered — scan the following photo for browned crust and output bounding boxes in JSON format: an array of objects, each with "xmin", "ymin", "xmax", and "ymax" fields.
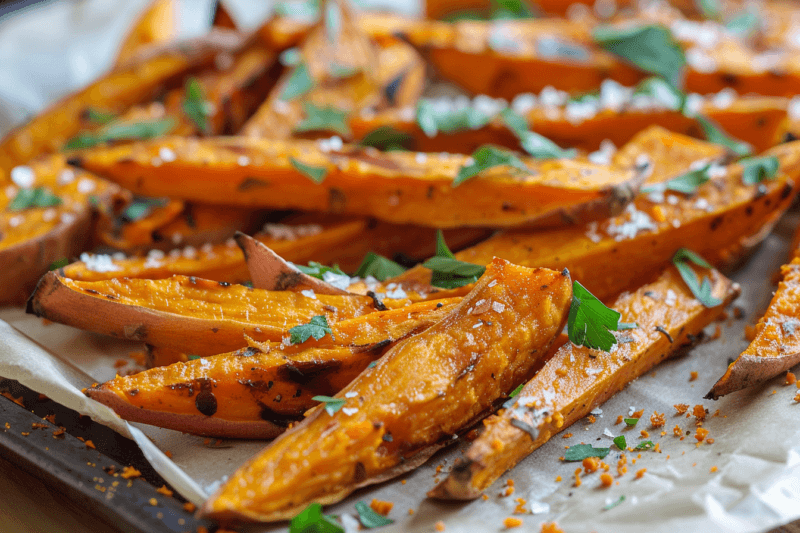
[
  {"xmin": 706, "ymin": 352, "xmax": 800, "ymax": 400},
  {"xmin": 85, "ymin": 387, "xmax": 286, "ymax": 439}
]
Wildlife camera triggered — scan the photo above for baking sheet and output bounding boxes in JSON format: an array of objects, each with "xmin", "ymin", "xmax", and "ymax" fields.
[{"xmin": 1, "ymin": 1, "xmax": 800, "ymax": 532}]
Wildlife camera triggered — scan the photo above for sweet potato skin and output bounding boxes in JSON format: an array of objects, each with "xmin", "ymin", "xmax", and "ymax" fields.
[
  {"xmin": 430, "ymin": 266, "xmax": 739, "ymax": 499},
  {"xmin": 26, "ymin": 273, "xmax": 377, "ymax": 356},
  {"xmin": 708, "ymin": 255, "xmax": 800, "ymax": 399},
  {"xmin": 200, "ymin": 259, "xmax": 572, "ymax": 523},
  {"xmin": 68, "ymin": 136, "xmax": 643, "ymax": 228}
]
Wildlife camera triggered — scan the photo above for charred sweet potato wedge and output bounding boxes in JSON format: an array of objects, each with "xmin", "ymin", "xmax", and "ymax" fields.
[
  {"xmin": 0, "ymin": 156, "xmax": 120, "ymax": 304},
  {"xmin": 115, "ymin": 0, "xmax": 176, "ymax": 67},
  {"xmin": 26, "ymin": 273, "xmax": 381, "ymax": 356},
  {"xmin": 429, "ymin": 265, "xmax": 739, "ymax": 499},
  {"xmin": 455, "ymin": 130, "xmax": 800, "ymax": 301},
  {"xmin": 351, "ymin": 94, "xmax": 788, "ymax": 154},
  {"xmin": 200, "ymin": 258, "xmax": 572, "ymax": 523},
  {"xmin": 67, "ymin": 136, "xmax": 644, "ymax": 228},
  {"xmin": 85, "ymin": 298, "xmax": 458, "ymax": 437},
  {"xmin": 0, "ymin": 31, "xmax": 243, "ymax": 174},
  {"xmin": 707, "ymin": 251, "xmax": 800, "ymax": 399}
]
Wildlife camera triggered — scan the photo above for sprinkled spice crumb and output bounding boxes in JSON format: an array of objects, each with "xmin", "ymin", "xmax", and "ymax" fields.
[
  {"xmin": 555, "ymin": 476, "xmax": 562, "ymax": 482},
  {"xmin": 504, "ymin": 517, "xmax": 523, "ymax": 528},
  {"xmin": 165, "ymin": 450, "xmax": 172, "ymax": 458},
  {"xmin": 689, "ymin": 371, "xmax": 698, "ymax": 381},
  {"xmin": 636, "ymin": 468, "xmax": 647, "ymax": 479},
  {"xmin": 711, "ymin": 325, "xmax": 721, "ymax": 340},
  {"xmin": 401, "ymin": 480, "xmax": 407, "ymax": 485},
  {"xmin": 632, "ymin": 409, "xmax": 644, "ymax": 419},
  {"xmin": 674, "ymin": 404, "xmax": 689, "ymax": 415},
  {"xmin": 713, "ymin": 409, "xmax": 721, "ymax": 417},
  {"xmin": 588, "ymin": 415, "xmax": 596, "ymax": 424},
  {"xmin": 183, "ymin": 502, "xmax": 196, "ymax": 512},
  {"xmin": 85, "ymin": 440, "xmax": 96, "ymax": 449},
  {"xmin": 436, "ymin": 520, "xmax": 446, "ymax": 531},
  {"xmin": 562, "ymin": 432, "xmax": 573, "ymax": 438},
  {"xmin": 513, "ymin": 498, "xmax": 527, "ymax": 514},
  {"xmin": 21, "ymin": 432, "xmax": 30, "ymax": 436},
  {"xmin": 120, "ymin": 466, "xmax": 141, "ymax": 479},
  {"xmin": 693, "ymin": 405, "xmax": 706, "ymax": 422},
  {"xmin": 31, "ymin": 423, "xmax": 47, "ymax": 429},
  {"xmin": 640, "ymin": 430, "xmax": 649, "ymax": 438},
  {"xmin": 583, "ymin": 457, "xmax": 599, "ymax": 473},
  {"xmin": 660, "ymin": 431, "xmax": 666, "ymax": 436},
  {"xmin": 615, "ymin": 415, "xmax": 624, "ymax": 425},
  {"xmin": 600, "ymin": 473, "xmax": 614, "ymax": 487},
  {"xmin": 492, "ymin": 438, "xmax": 504, "ymax": 451},
  {"xmin": 795, "ymin": 392, "xmax": 800, "ymax": 402},
  {"xmin": 650, "ymin": 411, "xmax": 666, "ymax": 428},
  {"xmin": 745, "ymin": 324, "xmax": 757, "ymax": 341},
  {"xmin": 482, "ymin": 494, "xmax": 490, "ymax": 500},
  {"xmin": 600, "ymin": 461, "xmax": 610, "ymax": 471},
  {"xmin": 503, "ymin": 486, "xmax": 515, "ymax": 497},
  {"xmin": 654, "ymin": 443, "xmax": 661, "ymax": 453},
  {"xmin": 574, "ymin": 468, "xmax": 582, "ymax": 487},
  {"xmin": 409, "ymin": 509, "xmax": 415, "ymax": 515},
  {"xmin": 786, "ymin": 372, "xmax": 797, "ymax": 386},
  {"xmin": 370, "ymin": 499, "xmax": 393, "ymax": 516},
  {"xmin": 707, "ymin": 438, "xmax": 715, "ymax": 444},
  {"xmin": 113, "ymin": 359, "xmax": 127, "ymax": 368},
  {"xmin": 617, "ymin": 455, "xmax": 627, "ymax": 476},
  {"xmin": 673, "ymin": 425, "xmax": 683, "ymax": 437},
  {"xmin": 149, "ymin": 498, "xmax": 158, "ymax": 506},
  {"xmin": 695, "ymin": 428, "xmax": 710, "ymax": 442},
  {"xmin": 541, "ymin": 522, "xmax": 564, "ymax": 533},
  {"xmin": 710, "ymin": 466, "xmax": 718, "ymax": 473},
  {"xmin": 52, "ymin": 428, "xmax": 65, "ymax": 437},
  {"xmin": 44, "ymin": 414, "xmax": 56, "ymax": 424},
  {"xmin": 157, "ymin": 485, "xmax": 173, "ymax": 497}
]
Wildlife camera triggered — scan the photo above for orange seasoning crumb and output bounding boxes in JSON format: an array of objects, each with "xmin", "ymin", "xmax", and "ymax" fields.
[
  {"xmin": 693, "ymin": 405, "xmax": 707, "ymax": 422},
  {"xmin": 689, "ymin": 371, "xmax": 698, "ymax": 382},
  {"xmin": 435, "ymin": 520, "xmax": 446, "ymax": 532},
  {"xmin": 632, "ymin": 409, "xmax": 644, "ymax": 419},
  {"xmin": 711, "ymin": 325, "xmax": 721, "ymax": 340},
  {"xmin": 786, "ymin": 372, "xmax": 797, "ymax": 386},
  {"xmin": 574, "ymin": 468, "xmax": 582, "ymax": 487},
  {"xmin": 513, "ymin": 497, "xmax": 527, "ymax": 514},
  {"xmin": 710, "ymin": 466, "xmax": 718, "ymax": 473},
  {"xmin": 492, "ymin": 438, "xmax": 504, "ymax": 451},
  {"xmin": 582, "ymin": 457, "xmax": 599, "ymax": 473},
  {"xmin": 555, "ymin": 476, "xmax": 562, "ymax": 482},
  {"xmin": 660, "ymin": 431, "xmax": 667, "ymax": 437},
  {"xmin": 197, "ymin": 527, "xmax": 208, "ymax": 533},
  {"xmin": 85, "ymin": 440, "xmax": 96, "ymax": 449},
  {"xmin": 120, "ymin": 466, "xmax": 141, "ymax": 479},
  {"xmin": 482, "ymin": 494, "xmax": 490, "ymax": 500},
  {"xmin": 504, "ymin": 517, "xmax": 523, "ymax": 529},
  {"xmin": 541, "ymin": 522, "xmax": 564, "ymax": 533},
  {"xmin": 157, "ymin": 485, "xmax": 173, "ymax": 497},
  {"xmin": 745, "ymin": 324, "xmax": 757, "ymax": 341},
  {"xmin": 654, "ymin": 443, "xmax": 661, "ymax": 453},
  {"xmin": 44, "ymin": 414, "xmax": 56, "ymax": 424},
  {"xmin": 707, "ymin": 438, "xmax": 715, "ymax": 444},
  {"xmin": 562, "ymin": 433, "xmax": 573, "ymax": 439},
  {"xmin": 674, "ymin": 404, "xmax": 689, "ymax": 415},
  {"xmin": 615, "ymin": 415, "xmax": 624, "ymax": 425},
  {"xmin": 370, "ymin": 499, "xmax": 394, "ymax": 516},
  {"xmin": 600, "ymin": 461, "xmax": 610, "ymax": 472},
  {"xmin": 640, "ymin": 430, "xmax": 650, "ymax": 438},
  {"xmin": 503, "ymin": 486, "xmax": 515, "ymax": 497},
  {"xmin": 588, "ymin": 415, "xmax": 596, "ymax": 424},
  {"xmin": 409, "ymin": 509, "xmax": 415, "ymax": 515},
  {"xmin": 401, "ymin": 480, "xmax": 407, "ymax": 485},
  {"xmin": 695, "ymin": 427, "xmax": 710, "ymax": 443},
  {"xmin": 1, "ymin": 391, "xmax": 24, "ymax": 407},
  {"xmin": 164, "ymin": 450, "xmax": 172, "ymax": 458},
  {"xmin": 183, "ymin": 502, "xmax": 196, "ymax": 513},
  {"xmin": 113, "ymin": 359, "xmax": 127, "ymax": 368},
  {"xmin": 600, "ymin": 473, "xmax": 613, "ymax": 487},
  {"xmin": 617, "ymin": 455, "xmax": 628, "ymax": 476},
  {"xmin": 673, "ymin": 425, "xmax": 683, "ymax": 437},
  {"xmin": 650, "ymin": 411, "xmax": 666, "ymax": 428},
  {"xmin": 149, "ymin": 498, "xmax": 158, "ymax": 506},
  {"xmin": 794, "ymin": 392, "xmax": 800, "ymax": 402},
  {"xmin": 636, "ymin": 468, "xmax": 647, "ymax": 479}
]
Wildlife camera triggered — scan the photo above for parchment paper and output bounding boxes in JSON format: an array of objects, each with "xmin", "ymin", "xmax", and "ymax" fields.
[{"xmin": 1, "ymin": 1, "xmax": 800, "ymax": 532}]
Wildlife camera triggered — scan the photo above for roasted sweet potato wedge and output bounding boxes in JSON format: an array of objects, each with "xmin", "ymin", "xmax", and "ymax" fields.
[
  {"xmin": 115, "ymin": 0, "xmax": 176, "ymax": 67},
  {"xmin": 200, "ymin": 258, "xmax": 572, "ymax": 522},
  {"xmin": 85, "ymin": 298, "xmax": 458, "ymax": 437},
  {"xmin": 26, "ymin": 273, "xmax": 381, "ymax": 356},
  {"xmin": 0, "ymin": 31, "xmax": 243, "ymax": 174},
  {"xmin": 0, "ymin": 156, "xmax": 120, "ymax": 304},
  {"xmin": 455, "ymin": 130, "xmax": 799, "ymax": 301},
  {"xmin": 67, "ymin": 136, "xmax": 644, "ymax": 228},
  {"xmin": 351, "ymin": 92, "xmax": 788, "ymax": 154},
  {"xmin": 707, "ymin": 250, "xmax": 800, "ymax": 398},
  {"xmin": 429, "ymin": 265, "xmax": 739, "ymax": 499}
]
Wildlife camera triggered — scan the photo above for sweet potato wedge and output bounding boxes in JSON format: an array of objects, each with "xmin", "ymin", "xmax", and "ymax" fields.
[
  {"xmin": 67, "ymin": 136, "xmax": 644, "ymax": 228},
  {"xmin": 455, "ymin": 130, "xmax": 800, "ymax": 301},
  {"xmin": 351, "ymin": 93, "xmax": 788, "ymax": 154},
  {"xmin": 707, "ymin": 250, "xmax": 800, "ymax": 398},
  {"xmin": 0, "ymin": 156, "xmax": 120, "ymax": 304},
  {"xmin": 115, "ymin": 0, "xmax": 176, "ymax": 67},
  {"xmin": 200, "ymin": 258, "xmax": 572, "ymax": 522},
  {"xmin": 429, "ymin": 265, "xmax": 739, "ymax": 499},
  {"xmin": 26, "ymin": 273, "xmax": 380, "ymax": 356},
  {"xmin": 0, "ymin": 31, "xmax": 243, "ymax": 174}
]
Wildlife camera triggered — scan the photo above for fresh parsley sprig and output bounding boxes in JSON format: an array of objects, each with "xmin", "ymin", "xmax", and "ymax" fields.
[
  {"xmin": 355, "ymin": 501, "xmax": 394, "ymax": 528},
  {"xmin": 289, "ymin": 315, "xmax": 334, "ymax": 344},
  {"xmin": 422, "ymin": 231, "xmax": 486, "ymax": 288},
  {"xmin": 354, "ymin": 252, "xmax": 406, "ymax": 281},
  {"xmin": 568, "ymin": 281, "xmax": 621, "ymax": 352},
  {"xmin": 672, "ymin": 248, "xmax": 721, "ymax": 307}
]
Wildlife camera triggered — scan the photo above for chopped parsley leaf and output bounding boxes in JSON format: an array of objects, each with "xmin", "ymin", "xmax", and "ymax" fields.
[
  {"xmin": 294, "ymin": 102, "xmax": 350, "ymax": 136},
  {"xmin": 603, "ymin": 495, "xmax": 626, "ymax": 511},
  {"xmin": 453, "ymin": 145, "xmax": 528, "ymax": 187},
  {"xmin": 593, "ymin": 25, "xmax": 685, "ymax": 88},
  {"xmin": 312, "ymin": 395, "xmax": 346, "ymax": 416},
  {"xmin": 695, "ymin": 115, "xmax": 752, "ymax": 157},
  {"xmin": 289, "ymin": 502, "xmax": 343, "ymax": 533},
  {"xmin": 280, "ymin": 62, "xmax": 314, "ymax": 101},
  {"xmin": 508, "ymin": 383, "xmax": 524, "ymax": 398},
  {"xmin": 49, "ymin": 258, "xmax": 69, "ymax": 270},
  {"xmin": 358, "ymin": 126, "xmax": 413, "ymax": 151},
  {"xmin": 624, "ymin": 418, "xmax": 639, "ymax": 426},
  {"xmin": 613, "ymin": 435, "xmax": 627, "ymax": 450},
  {"xmin": 423, "ymin": 230, "xmax": 485, "ymax": 288},
  {"xmin": 641, "ymin": 164, "xmax": 711, "ymax": 195},
  {"xmin": 63, "ymin": 118, "xmax": 176, "ymax": 150},
  {"xmin": 355, "ymin": 501, "xmax": 393, "ymax": 528},
  {"xmin": 500, "ymin": 108, "xmax": 575, "ymax": 159},
  {"xmin": 740, "ymin": 155, "xmax": 779, "ymax": 185},
  {"xmin": 635, "ymin": 440, "xmax": 655, "ymax": 450},
  {"xmin": 289, "ymin": 315, "xmax": 333, "ymax": 344},
  {"xmin": 354, "ymin": 252, "xmax": 406, "ymax": 281},
  {"xmin": 568, "ymin": 280, "xmax": 620, "ymax": 352},
  {"xmin": 416, "ymin": 99, "xmax": 491, "ymax": 138},
  {"xmin": 564, "ymin": 443, "xmax": 610, "ymax": 461},
  {"xmin": 290, "ymin": 156, "xmax": 328, "ymax": 184},
  {"xmin": 182, "ymin": 77, "xmax": 210, "ymax": 133},
  {"xmin": 8, "ymin": 187, "xmax": 62, "ymax": 211},
  {"xmin": 672, "ymin": 248, "xmax": 722, "ymax": 307},
  {"xmin": 296, "ymin": 261, "xmax": 347, "ymax": 280}
]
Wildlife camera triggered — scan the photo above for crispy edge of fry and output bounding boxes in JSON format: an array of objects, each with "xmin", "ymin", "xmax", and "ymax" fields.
[{"xmin": 115, "ymin": 0, "xmax": 177, "ymax": 67}]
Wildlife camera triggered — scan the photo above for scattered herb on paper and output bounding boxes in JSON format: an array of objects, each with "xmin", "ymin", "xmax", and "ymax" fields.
[
  {"xmin": 613, "ymin": 435, "xmax": 627, "ymax": 450},
  {"xmin": 289, "ymin": 502, "xmax": 343, "ymax": 533},
  {"xmin": 603, "ymin": 495, "xmax": 626, "ymax": 511},
  {"xmin": 635, "ymin": 440, "xmax": 655, "ymax": 450},
  {"xmin": 564, "ymin": 444, "xmax": 611, "ymax": 461},
  {"xmin": 624, "ymin": 418, "xmax": 639, "ymax": 426},
  {"xmin": 355, "ymin": 501, "xmax": 394, "ymax": 528}
]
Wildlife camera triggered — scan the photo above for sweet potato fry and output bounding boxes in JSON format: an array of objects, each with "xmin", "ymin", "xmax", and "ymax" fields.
[
  {"xmin": 351, "ymin": 93, "xmax": 788, "ymax": 154},
  {"xmin": 707, "ymin": 250, "xmax": 800, "ymax": 398},
  {"xmin": 0, "ymin": 31, "xmax": 243, "ymax": 174},
  {"xmin": 211, "ymin": 0, "xmax": 238, "ymax": 31},
  {"xmin": 455, "ymin": 130, "xmax": 799, "ymax": 301},
  {"xmin": 429, "ymin": 265, "xmax": 739, "ymax": 499},
  {"xmin": 26, "ymin": 273, "xmax": 380, "ymax": 356},
  {"xmin": 0, "ymin": 156, "xmax": 120, "ymax": 304},
  {"xmin": 67, "ymin": 136, "xmax": 644, "ymax": 228},
  {"xmin": 200, "ymin": 258, "xmax": 572, "ymax": 522},
  {"xmin": 115, "ymin": 0, "xmax": 176, "ymax": 67}
]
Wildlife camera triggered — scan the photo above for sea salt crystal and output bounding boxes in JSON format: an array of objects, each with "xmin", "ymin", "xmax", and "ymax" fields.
[
  {"xmin": 492, "ymin": 301, "xmax": 505, "ymax": 313},
  {"xmin": 342, "ymin": 407, "xmax": 358, "ymax": 416},
  {"xmin": 58, "ymin": 168, "xmax": 75, "ymax": 185},
  {"xmin": 10, "ymin": 166, "xmax": 34, "ymax": 188},
  {"xmin": 300, "ymin": 289, "xmax": 317, "ymax": 299},
  {"xmin": 345, "ymin": 391, "xmax": 358, "ymax": 398},
  {"xmin": 80, "ymin": 253, "xmax": 121, "ymax": 273},
  {"xmin": 159, "ymin": 147, "xmax": 176, "ymax": 163}
]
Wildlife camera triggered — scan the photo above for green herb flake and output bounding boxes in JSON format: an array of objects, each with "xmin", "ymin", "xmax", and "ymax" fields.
[
  {"xmin": 603, "ymin": 495, "xmax": 626, "ymax": 511},
  {"xmin": 634, "ymin": 77, "xmax": 686, "ymax": 111},
  {"xmin": 312, "ymin": 395, "xmax": 346, "ymax": 416},
  {"xmin": 564, "ymin": 443, "xmax": 611, "ymax": 462},
  {"xmin": 641, "ymin": 164, "xmax": 711, "ymax": 195},
  {"xmin": 355, "ymin": 501, "xmax": 393, "ymax": 528},
  {"xmin": 423, "ymin": 231, "xmax": 485, "ymax": 289},
  {"xmin": 188, "ymin": 355, "xmax": 201, "ymax": 361},
  {"xmin": 613, "ymin": 435, "xmax": 627, "ymax": 450},
  {"xmin": 358, "ymin": 126, "xmax": 413, "ymax": 151},
  {"xmin": 740, "ymin": 155, "xmax": 779, "ymax": 185},
  {"xmin": 294, "ymin": 102, "xmax": 350, "ymax": 137},
  {"xmin": 624, "ymin": 418, "xmax": 639, "ymax": 426},
  {"xmin": 453, "ymin": 145, "xmax": 528, "ymax": 187},
  {"xmin": 726, "ymin": 10, "xmax": 759, "ymax": 37},
  {"xmin": 8, "ymin": 187, "xmax": 62, "ymax": 211},
  {"xmin": 354, "ymin": 252, "xmax": 406, "ymax": 281},
  {"xmin": 290, "ymin": 157, "xmax": 328, "ymax": 184},
  {"xmin": 635, "ymin": 440, "xmax": 655, "ymax": 450},
  {"xmin": 49, "ymin": 258, "xmax": 69, "ymax": 270},
  {"xmin": 64, "ymin": 118, "xmax": 176, "ymax": 150},
  {"xmin": 296, "ymin": 261, "xmax": 347, "ymax": 280},
  {"xmin": 281, "ymin": 62, "xmax": 314, "ymax": 101},
  {"xmin": 695, "ymin": 0, "xmax": 721, "ymax": 20},
  {"xmin": 671, "ymin": 248, "xmax": 722, "ymax": 308},
  {"xmin": 367, "ymin": 361, "xmax": 378, "ymax": 369},
  {"xmin": 509, "ymin": 383, "xmax": 524, "ymax": 398},
  {"xmin": 182, "ymin": 77, "xmax": 210, "ymax": 134},
  {"xmin": 289, "ymin": 315, "xmax": 333, "ymax": 344},
  {"xmin": 618, "ymin": 322, "xmax": 638, "ymax": 330},
  {"xmin": 289, "ymin": 502, "xmax": 343, "ymax": 533},
  {"xmin": 593, "ymin": 24, "xmax": 686, "ymax": 88},
  {"xmin": 416, "ymin": 99, "xmax": 492, "ymax": 138},
  {"xmin": 501, "ymin": 108, "xmax": 575, "ymax": 159},
  {"xmin": 568, "ymin": 280, "xmax": 621, "ymax": 352},
  {"xmin": 490, "ymin": 0, "xmax": 536, "ymax": 19},
  {"xmin": 83, "ymin": 107, "xmax": 116, "ymax": 124},
  {"xmin": 121, "ymin": 197, "xmax": 169, "ymax": 222},
  {"xmin": 695, "ymin": 115, "xmax": 752, "ymax": 157}
]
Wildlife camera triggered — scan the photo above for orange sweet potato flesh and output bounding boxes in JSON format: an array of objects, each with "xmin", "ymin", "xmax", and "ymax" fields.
[
  {"xmin": 67, "ymin": 136, "xmax": 643, "ymax": 228},
  {"xmin": 351, "ymin": 95, "xmax": 788, "ymax": 154},
  {"xmin": 115, "ymin": 0, "xmax": 176, "ymax": 67},
  {"xmin": 429, "ymin": 265, "xmax": 739, "ymax": 499},
  {"xmin": 707, "ymin": 252, "xmax": 800, "ymax": 399},
  {"xmin": 455, "ymin": 129, "xmax": 800, "ymax": 301},
  {"xmin": 26, "ymin": 273, "xmax": 380, "ymax": 356},
  {"xmin": 85, "ymin": 299, "xmax": 458, "ymax": 437},
  {"xmin": 0, "ymin": 31, "xmax": 243, "ymax": 175},
  {"xmin": 200, "ymin": 258, "xmax": 572, "ymax": 523},
  {"xmin": 0, "ymin": 156, "xmax": 120, "ymax": 304}
]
